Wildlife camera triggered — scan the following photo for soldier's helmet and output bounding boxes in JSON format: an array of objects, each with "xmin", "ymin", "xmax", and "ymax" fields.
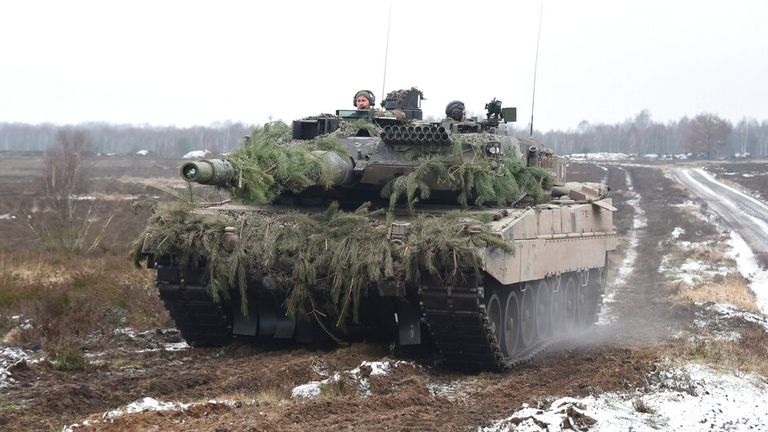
[
  {"xmin": 445, "ymin": 100, "xmax": 465, "ymax": 121},
  {"xmin": 353, "ymin": 90, "xmax": 376, "ymax": 108}
]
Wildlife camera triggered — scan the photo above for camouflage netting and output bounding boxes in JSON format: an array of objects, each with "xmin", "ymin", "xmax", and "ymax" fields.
[
  {"xmin": 225, "ymin": 122, "xmax": 552, "ymax": 210},
  {"xmin": 225, "ymin": 122, "xmax": 350, "ymax": 203},
  {"xmin": 382, "ymin": 132, "xmax": 553, "ymax": 211},
  {"xmin": 131, "ymin": 201, "xmax": 511, "ymax": 331}
]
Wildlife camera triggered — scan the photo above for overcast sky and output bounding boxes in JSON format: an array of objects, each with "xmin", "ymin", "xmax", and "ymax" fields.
[{"xmin": 1, "ymin": 0, "xmax": 767, "ymax": 131}]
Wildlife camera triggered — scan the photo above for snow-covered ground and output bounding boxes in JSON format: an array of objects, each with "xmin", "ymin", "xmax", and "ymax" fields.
[
  {"xmin": 566, "ymin": 152, "xmax": 630, "ymax": 161},
  {"xmin": 726, "ymin": 232, "xmax": 768, "ymax": 315},
  {"xmin": 0, "ymin": 346, "xmax": 33, "ymax": 389},
  {"xmin": 182, "ymin": 149, "xmax": 210, "ymax": 159},
  {"xmin": 481, "ymin": 362, "xmax": 768, "ymax": 432},
  {"xmin": 62, "ymin": 397, "xmax": 241, "ymax": 431},
  {"xmin": 291, "ymin": 359, "xmax": 409, "ymax": 399},
  {"xmin": 111, "ymin": 327, "xmax": 190, "ymax": 354}
]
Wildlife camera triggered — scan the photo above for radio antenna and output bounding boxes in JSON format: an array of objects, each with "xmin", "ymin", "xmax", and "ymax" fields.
[
  {"xmin": 530, "ymin": 3, "xmax": 543, "ymax": 136},
  {"xmin": 380, "ymin": 2, "xmax": 393, "ymax": 104}
]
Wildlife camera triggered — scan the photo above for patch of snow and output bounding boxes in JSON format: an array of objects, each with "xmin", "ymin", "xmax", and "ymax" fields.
[
  {"xmin": 102, "ymin": 397, "xmax": 188, "ymax": 419},
  {"xmin": 481, "ymin": 362, "xmax": 768, "ymax": 432},
  {"xmin": 679, "ymin": 260, "xmax": 707, "ymax": 272},
  {"xmin": 63, "ymin": 397, "xmax": 243, "ymax": 431},
  {"xmin": 134, "ymin": 341, "xmax": 190, "ymax": 353},
  {"xmin": 0, "ymin": 346, "xmax": 32, "ymax": 389},
  {"xmin": 291, "ymin": 381, "xmax": 322, "ymax": 399},
  {"xmin": 135, "ymin": 149, "xmax": 149, "ymax": 156},
  {"xmin": 725, "ymin": 231, "xmax": 768, "ymax": 315},
  {"xmin": 113, "ymin": 327, "xmax": 190, "ymax": 353},
  {"xmin": 711, "ymin": 303, "xmax": 768, "ymax": 333},
  {"xmin": 657, "ymin": 244, "xmax": 731, "ymax": 288},
  {"xmin": 742, "ymin": 173, "xmax": 755, "ymax": 178},
  {"xmin": 670, "ymin": 227, "xmax": 685, "ymax": 239},
  {"xmin": 114, "ymin": 327, "xmax": 138, "ymax": 337},
  {"xmin": 428, "ymin": 378, "xmax": 480, "ymax": 402},
  {"xmin": 4, "ymin": 314, "xmax": 33, "ymax": 331},
  {"xmin": 182, "ymin": 150, "xmax": 210, "ymax": 159},
  {"xmin": 291, "ymin": 359, "xmax": 409, "ymax": 399},
  {"xmin": 565, "ymin": 152, "xmax": 630, "ymax": 161},
  {"xmin": 0, "ymin": 213, "xmax": 16, "ymax": 220}
]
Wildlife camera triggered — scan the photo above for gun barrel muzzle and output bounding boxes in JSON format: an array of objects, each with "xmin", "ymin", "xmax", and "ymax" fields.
[{"xmin": 180, "ymin": 159, "xmax": 235, "ymax": 185}]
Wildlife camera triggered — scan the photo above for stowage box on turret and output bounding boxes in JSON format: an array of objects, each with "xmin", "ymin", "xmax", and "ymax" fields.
[{"xmin": 134, "ymin": 88, "xmax": 617, "ymax": 371}]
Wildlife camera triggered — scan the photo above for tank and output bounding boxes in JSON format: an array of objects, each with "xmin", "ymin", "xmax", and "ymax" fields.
[{"xmin": 133, "ymin": 88, "xmax": 617, "ymax": 371}]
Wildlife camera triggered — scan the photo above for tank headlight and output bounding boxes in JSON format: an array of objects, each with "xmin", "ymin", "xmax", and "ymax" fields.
[
  {"xmin": 223, "ymin": 226, "xmax": 239, "ymax": 252},
  {"xmin": 485, "ymin": 143, "xmax": 502, "ymax": 155}
]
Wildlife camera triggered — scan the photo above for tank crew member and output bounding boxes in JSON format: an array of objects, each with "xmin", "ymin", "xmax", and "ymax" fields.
[
  {"xmin": 445, "ymin": 100, "xmax": 466, "ymax": 122},
  {"xmin": 354, "ymin": 90, "xmax": 375, "ymax": 110}
]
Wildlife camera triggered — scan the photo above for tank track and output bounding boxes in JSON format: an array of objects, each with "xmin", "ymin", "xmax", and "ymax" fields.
[
  {"xmin": 419, "ymin": 282, "xmax": 552, "ymax": 371},
  {"xmin": 157, "ymin": 282, "xmax": 233, "ymax": 347}
]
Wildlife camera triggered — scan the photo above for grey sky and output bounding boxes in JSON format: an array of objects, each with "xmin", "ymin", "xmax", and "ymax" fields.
[{"xmin": 1, "ymin": 0, "xmax": 766, "ymax": 131}]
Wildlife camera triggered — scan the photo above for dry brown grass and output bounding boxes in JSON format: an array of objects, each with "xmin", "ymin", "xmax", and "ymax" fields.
[
  {"xmin": 674, "ymin": 276, "xmax": 760, "ymax": 314},
  {"xmin": 0, "ymin": 251, "xmax": 167, "ymax": 354},
  {"xmin": 255, "ymin": 387, "xmax": 288, "ymax": 405},
  {"xmin": 667, "ymin": 325, "xmax": 768, "ymax": 378}
]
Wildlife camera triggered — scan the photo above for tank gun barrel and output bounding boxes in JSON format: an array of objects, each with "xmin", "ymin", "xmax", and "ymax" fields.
[
  {"xmin": 181, "ymin": 159, "xmax": 236, "ymax": 186},
  {"xmin": 180, "ymin": 152, "xmax": 354, "ymax": 187}
]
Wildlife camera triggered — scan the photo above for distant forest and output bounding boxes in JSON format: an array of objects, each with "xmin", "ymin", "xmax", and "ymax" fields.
[
  {"xmin": 533, "ymin": 111, "xmax": 768, "ymax": 158},
  {"xmin": 1, "ymin": 111, "xmax": 766, "ymax": 158},
  {"xmin": 0, "ymin": 121, "xmax": 252, "ymax": 157}
]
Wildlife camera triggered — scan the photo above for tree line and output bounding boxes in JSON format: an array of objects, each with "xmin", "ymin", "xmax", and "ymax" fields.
[
  {"xmin": 2, "ymin": 111, "xmax": 767, "ymax": 158},
  {"xmin": 534, "ymin": 111, "xmax": 768, "ymax": 158},
  {"xmin": 0, "ymin": 122, "xmax": 253, "ymax": 157}
]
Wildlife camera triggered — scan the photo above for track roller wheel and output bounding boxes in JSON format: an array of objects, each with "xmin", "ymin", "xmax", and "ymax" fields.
[
  {"xmin": 534, "ymin": 279, "xmax": 552, "ymax": 340},
  {"xmin": 502, "ymin": 290, "xmax": 521, "ymax": 358},
  {"xmin": 563, "ymin": 275, "xmax": 578, "ymax": 333},
  {"xmin": 520, "ymin": 284, "xmax": 536, "ymax": 347}
]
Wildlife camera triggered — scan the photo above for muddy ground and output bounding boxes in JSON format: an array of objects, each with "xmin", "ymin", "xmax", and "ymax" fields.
[{"xmin": 1, "ymin": 156, "xmax": 767, "ymax": 431}]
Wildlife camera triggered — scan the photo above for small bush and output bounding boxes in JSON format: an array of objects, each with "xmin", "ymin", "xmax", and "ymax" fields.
[
  {"xmin": 319, "ymin": 378, "xmax": 354, "ymax": 398},
  {"xmin": 52, "ymin": 347, "xmax": 90, "ymax": 371},
  {"xmin": 632, "ymin": 398, "xmax": 655, "ymax": 414}
]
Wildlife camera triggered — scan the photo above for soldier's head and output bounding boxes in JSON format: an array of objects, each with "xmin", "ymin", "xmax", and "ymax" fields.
[
  {"xmin": 445, "ymin": 100, "xmax": 466, "ymax": 122},
  {"xmin": 354, "ymin": 90, "xmax": 375, "ymax": 110}
]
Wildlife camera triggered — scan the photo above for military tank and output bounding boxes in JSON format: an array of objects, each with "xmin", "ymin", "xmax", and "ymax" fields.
[{"xmin": 133, "ymin": 88, "xmax": 617, "ymax": 371}]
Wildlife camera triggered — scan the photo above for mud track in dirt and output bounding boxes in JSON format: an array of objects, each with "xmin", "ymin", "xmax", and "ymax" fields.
[{"xmin": 1, "ymin": 163, "xmax": 734, "ymax": 432}]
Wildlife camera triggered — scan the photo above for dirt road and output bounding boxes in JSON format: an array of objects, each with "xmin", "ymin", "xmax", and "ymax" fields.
[{"xmin": 671, "ymin": 167, "xmax": 768, "ymax": 265}]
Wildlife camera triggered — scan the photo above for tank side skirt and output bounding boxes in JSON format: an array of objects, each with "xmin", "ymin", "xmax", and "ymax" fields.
[{"xmin": 484, "ymin": 234, "xmax": 617, "ymax": 285}]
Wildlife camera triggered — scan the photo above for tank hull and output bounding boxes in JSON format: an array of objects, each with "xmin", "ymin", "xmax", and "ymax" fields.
[{"xmin": 143, "ymin": 199, "xmax": 616, "ymax": 371}]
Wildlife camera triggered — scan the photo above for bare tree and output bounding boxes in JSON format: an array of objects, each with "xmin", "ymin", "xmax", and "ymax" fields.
[
  {"xmin": 684, "ymin": 113, "xmax": 732, "ymax": 158},
  {"xmin": 44, "ymin": 128, "xmax": 91, "ymax": 196},
  {"xmin": 27, "ymin": 128, "xmax": 113, "ymax": 253}
]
